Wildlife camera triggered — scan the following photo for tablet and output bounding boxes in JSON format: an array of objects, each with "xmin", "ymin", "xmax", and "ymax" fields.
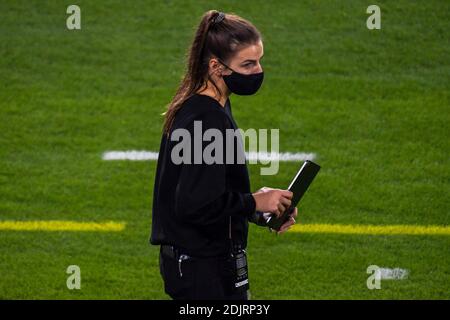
[{"xmin": 266, "ymin": 160, "xmax": 321, "ymax": 231}]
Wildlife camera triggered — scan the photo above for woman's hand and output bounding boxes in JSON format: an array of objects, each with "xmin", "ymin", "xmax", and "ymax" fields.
[
  {"xmin": 255, "ymin": 186, "xmax": 271, "ymax": 194},
  {"xmin": 276, "ymin": 207, "xmax": 298, "ymax": 235},
  {"xmin": 252, "ymin": 188, "xmax": 292, "ymax": 216}
]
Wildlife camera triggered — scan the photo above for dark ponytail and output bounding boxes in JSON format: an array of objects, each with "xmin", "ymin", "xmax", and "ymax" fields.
[{"xmin": 162, "ymin": 10, "xmax": 262, "ymax": 135}]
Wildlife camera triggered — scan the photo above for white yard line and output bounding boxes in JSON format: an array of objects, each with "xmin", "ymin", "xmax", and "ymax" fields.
[
  {"xmin": 376, "ymin": 268, "xmax": 409, "ymax": 280},
  {"xmin": 102, "ymin": 150, "xmax": 316, "ymax": 162},
  {"xmin": 102, "ymin": 151, "xmax": 160, "ymax": 161}
]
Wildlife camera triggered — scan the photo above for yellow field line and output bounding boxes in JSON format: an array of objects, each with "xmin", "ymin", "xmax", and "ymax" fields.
[
  {"xmin": 0, "ymin": 220, "xmax": 126, "ymax": 232},
  {"xmin": 1, "ymin": 221, "xmax": 448, "ymax": 235},
  {"xmin": 290, "ymin": 223, "xmax": 450, "ymax": 235}
]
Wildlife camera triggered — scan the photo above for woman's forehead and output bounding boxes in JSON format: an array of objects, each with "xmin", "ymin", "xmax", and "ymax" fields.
[{"xmin": 233, "ymin": 40, "xmax": 264, "ymax": 62}]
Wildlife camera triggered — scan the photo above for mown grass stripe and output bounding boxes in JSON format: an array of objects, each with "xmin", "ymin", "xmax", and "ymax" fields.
[
  {"xmin": 290, "ymin": 223, "xmax": 450, "ymax": 235},
  {"xmin": 0, "ymin": 221, "xmax": 126, "ymax": 232}
]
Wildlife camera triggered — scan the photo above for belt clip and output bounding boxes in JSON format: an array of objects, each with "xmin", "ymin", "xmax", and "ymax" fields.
[{"xmin": 178, "ymin": 254, "xmax": 189, "ymax": 278}]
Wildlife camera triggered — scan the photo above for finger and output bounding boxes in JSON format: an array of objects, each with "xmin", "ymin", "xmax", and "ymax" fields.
[
  {"xmin": 282, "ymin": 220, "xmax": 295, "ymax": 229},
  {"xmin": 279, "ymin": 220, "xmax": 294, "ymax": 231},
  {"xmin": 292, "ymin": 207, "xmax": 298, "ymax": 218},
  {"xmin": 277, "ymin": 226, "xmax": 292, "ymax": 235},
  {"xmin": 280, "ymin": 190, "xmax": 293, "ymax": 199},
  {"xmin": 280, "ymin": 197, "xmax": 292, "ymax": 208},
  {"xmin": 277, "ymin": 203, "xmax": 286, "ymax": 214}
]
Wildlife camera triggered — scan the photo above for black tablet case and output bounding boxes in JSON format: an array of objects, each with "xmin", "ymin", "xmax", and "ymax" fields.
[{"xmin": 266, "ymin": 160, "xmax": 321, "ymax": 231}]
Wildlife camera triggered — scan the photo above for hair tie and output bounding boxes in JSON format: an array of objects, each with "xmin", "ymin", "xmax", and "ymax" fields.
[{"xmin": 213, "ymin": 12, "xmax": 225, "ymax": 24}]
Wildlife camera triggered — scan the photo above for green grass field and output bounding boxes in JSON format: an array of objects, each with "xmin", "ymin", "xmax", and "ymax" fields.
[{"xmin": 0, "ymin": 0, "xmax": 449, "ymax": 299}]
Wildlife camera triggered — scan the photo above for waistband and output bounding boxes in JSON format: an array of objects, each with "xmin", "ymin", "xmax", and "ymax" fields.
[
  {"xmin": 160, "ymin": 244, "xmax": 189, "ymax": 260},
  {"xmin": 160, "ymin": 244, "xmax": 230, "ymax": 261}
]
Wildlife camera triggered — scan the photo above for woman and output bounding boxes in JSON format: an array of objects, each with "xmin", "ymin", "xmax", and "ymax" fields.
[{"xmin": 150, "ymin": 10, "xmax": 298, "ymax": 300}]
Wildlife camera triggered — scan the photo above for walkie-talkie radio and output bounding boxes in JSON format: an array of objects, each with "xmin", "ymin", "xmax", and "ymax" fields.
[{"xmin": 222, "ymin": 212, "xmax": 250, "ymax": 295}]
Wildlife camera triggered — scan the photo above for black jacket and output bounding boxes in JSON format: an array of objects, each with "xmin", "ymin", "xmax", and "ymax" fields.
[{"xmin": 150, "ymin": 93, "xmax": 265, "ymax": 257}]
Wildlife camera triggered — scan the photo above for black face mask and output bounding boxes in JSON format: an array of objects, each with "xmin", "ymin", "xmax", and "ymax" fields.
[{"xmin": 220, "ymin": 60, "xmax": 264, "ymax": 96}]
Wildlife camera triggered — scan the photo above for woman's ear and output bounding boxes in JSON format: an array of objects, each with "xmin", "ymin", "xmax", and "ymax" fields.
[{"xmin": 208, "ymin": 58, "xmax": 223, "ymax": 77}]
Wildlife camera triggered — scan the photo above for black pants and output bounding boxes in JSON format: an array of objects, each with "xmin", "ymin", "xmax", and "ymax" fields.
[{"xmin": 159, "ymin": 248, "xmax": 248, "ymax": 300}]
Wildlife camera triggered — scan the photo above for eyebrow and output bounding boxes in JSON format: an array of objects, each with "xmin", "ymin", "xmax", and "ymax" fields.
[{"xmin": 241, "ymin": 55, "xmax": 264, "ymax": 64}]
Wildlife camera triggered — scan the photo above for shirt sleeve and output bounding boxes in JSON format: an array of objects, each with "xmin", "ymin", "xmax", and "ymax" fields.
[
  {"xmin": 249, "ymin": 211, "xmax": 269, "ymax": 226},
  {"xmin": 173, "ymin": 110, "xmax": 256, "ymax": 227}
]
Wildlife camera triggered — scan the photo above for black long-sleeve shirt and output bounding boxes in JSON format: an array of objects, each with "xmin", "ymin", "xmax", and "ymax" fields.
[{"xmin": 150, "ymin": 93, "xmax": 264, "ymax": 257}]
